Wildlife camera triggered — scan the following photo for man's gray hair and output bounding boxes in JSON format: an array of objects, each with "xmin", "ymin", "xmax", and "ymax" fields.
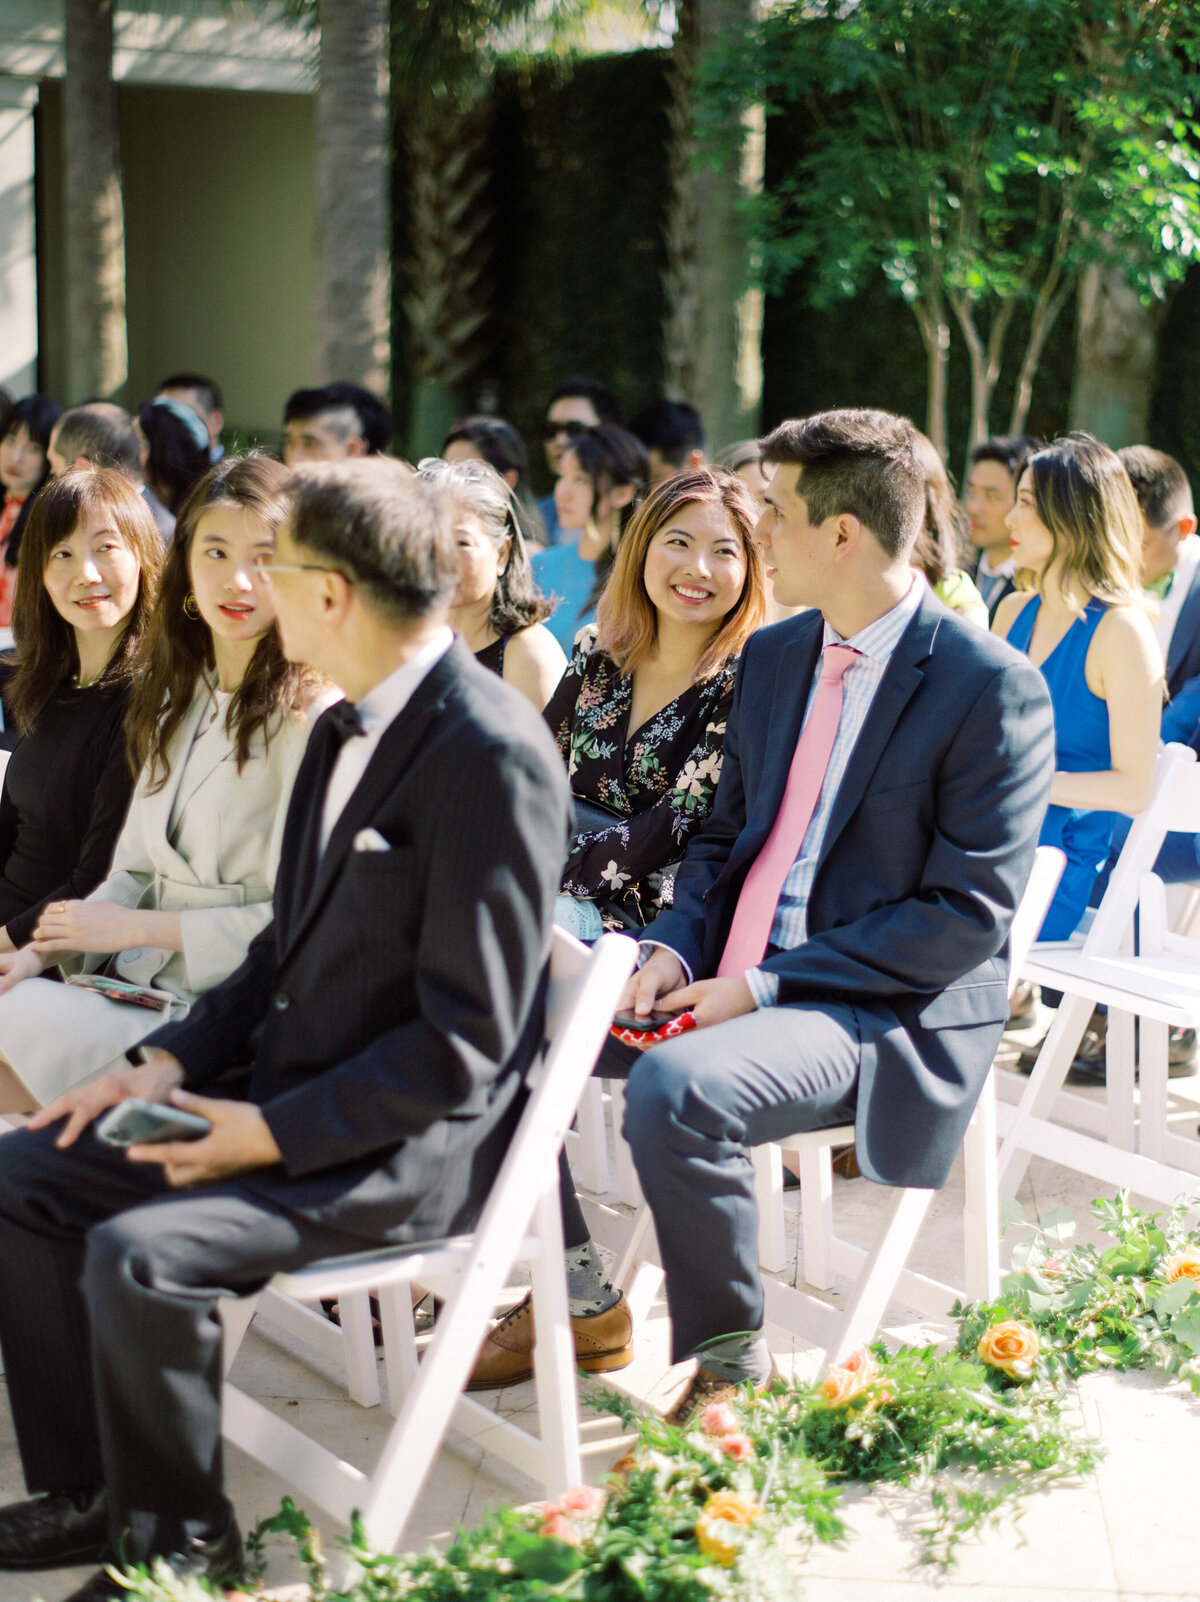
[{"xmin": 286, "ymin": 459, "xmax": 459, "ymax": 622}]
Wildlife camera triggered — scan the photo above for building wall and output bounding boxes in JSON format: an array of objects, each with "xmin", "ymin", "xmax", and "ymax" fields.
[{"xmin": 36, "ymin": 79, "xmax": 316, "ymax": 443}]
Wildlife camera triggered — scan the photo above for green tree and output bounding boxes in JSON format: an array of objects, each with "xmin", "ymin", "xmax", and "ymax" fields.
[{"xmin": 704, "ymin": 0, "xmax": 1200, "ymax": 461}]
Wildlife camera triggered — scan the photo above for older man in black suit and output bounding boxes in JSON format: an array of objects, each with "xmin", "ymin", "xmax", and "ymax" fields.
[{"xmin": 0, "ymin": 461, "xmax": 570, "ymax": 1600}]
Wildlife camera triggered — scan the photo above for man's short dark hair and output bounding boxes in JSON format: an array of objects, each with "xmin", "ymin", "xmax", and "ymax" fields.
[
  {"xmin": 286, "ymin": 459, "xmax": 458, "ymax": 623},
  {"xmin": 1117, "ymin": 445, "xmax": 1194, "ymax": 529},
  {"xmin": 629, "ymin": 399, "xmax": 707, "ymax": 467},
  {"xmin": 283, "ymin": 383, "xmax": 392, "ymax": 454},
  {"xmin": 158, "ymin": 372, "xmax": 223, "ymax": 416},
  {"xmin": 970, "ymin": 434, "xmax": 1044, "ymax": 482},
  {"xmin": 762, "ymin": 408, "xmax": 924, "ymax": 558},
  {"xmin": 54, "ymin": 403, "xmax": 142, "ymax": 478},
  {"xmin": 546, "ymin": 376, "xmax": 621, "ymax": 426}
]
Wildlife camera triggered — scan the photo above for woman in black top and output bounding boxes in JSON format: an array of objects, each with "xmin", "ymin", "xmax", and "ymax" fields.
[
  {"xmin": 0, "ymin": 467, "xmax": 162, "ymax": 954},
  {"xmin": 417, "ymin": 456, "xmax": 566, "ymax": 709},
  {"xmin": 542, "ymin": 466, "xmax": 767, "ymax": 935}
]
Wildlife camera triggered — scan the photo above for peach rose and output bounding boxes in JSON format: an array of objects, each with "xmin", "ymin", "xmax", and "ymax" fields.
[
  {"xmin": 977, "ymin": 1319, "xmax": 1040, "ymax": 1380},
  {"xmin": 538, "ymin": 1511, "xmax": 581, "ymax": 1545},
  {"xmin": 1040, "ymin": 1257, "xmax": 1065, "ymax": 1278},
  {"xmin": 700, "ymin": 1401, "xmax": 739, "ymax": 1437},
  {"xmin": 818, "ymin": 1349, "xmax": 878, "ymax": 1407},
  {"xmin": 1163, "ymin": 1247, "xmax": 1200, "ymax": 1286},
  {"xmin": 721, "ymin": 1433, "xmax": 755, "ymax": 1462},
  {"xmin": 694, "ymin": 1489, "xmax": 761, "ymax": 1567},
  {"xmin": 559, "ymin": 1485, "xmax": 606, "ymax": 1520}
]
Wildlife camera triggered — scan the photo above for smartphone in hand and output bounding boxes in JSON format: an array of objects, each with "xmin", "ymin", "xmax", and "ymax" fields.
[{"xmin": 95, "ymin": 1098, "xmax": 212, "ymax": 1147}]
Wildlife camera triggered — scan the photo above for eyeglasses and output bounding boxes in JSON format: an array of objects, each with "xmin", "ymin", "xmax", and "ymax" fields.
[
  {"xmin": 252, "ymin": 559, "xmax": 353, "ymax": 585},
  {"xmin": 540, "ymin": 419, "xmax": 591, "ymax": 442}
]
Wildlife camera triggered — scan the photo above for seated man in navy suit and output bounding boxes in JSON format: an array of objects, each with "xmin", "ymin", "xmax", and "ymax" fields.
[{"xmin": 616, "ymin": 409, "xmax": 1055, "ymax": 1421}]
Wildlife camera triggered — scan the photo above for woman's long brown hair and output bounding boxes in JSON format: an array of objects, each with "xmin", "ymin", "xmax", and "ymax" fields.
[
  {"xmin": 7, "ymin": 468, "xmax": 164, "ymax": 734},
  {"xmin": 126, "ymin": 453, "xmax": 320, "ymax": 790}
]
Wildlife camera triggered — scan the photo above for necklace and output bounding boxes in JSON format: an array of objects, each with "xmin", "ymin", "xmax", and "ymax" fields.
[{"xmin": 71, "ymin": 673, "xmax": 100, "ymax": 689}]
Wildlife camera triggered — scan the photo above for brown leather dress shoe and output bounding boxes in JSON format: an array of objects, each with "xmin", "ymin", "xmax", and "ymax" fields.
[
  {"xmin": 467, "ymin": 1292, "xmax": 634, "ymax": 1391},
  {"xmin": 663, "ymin": 1361, "xmax": 780, "ymax": 1428}
]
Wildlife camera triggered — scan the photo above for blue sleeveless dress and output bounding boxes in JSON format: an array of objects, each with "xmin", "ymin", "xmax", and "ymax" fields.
[{"xmin": 1008, "ymin": 596, "xmax": 1116, "ymax": 940}]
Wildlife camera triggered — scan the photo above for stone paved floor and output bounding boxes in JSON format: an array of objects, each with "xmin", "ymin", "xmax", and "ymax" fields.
[{"xmin": 3, "ymin": 1025, "xmax": 1200, "ymax": 1602}]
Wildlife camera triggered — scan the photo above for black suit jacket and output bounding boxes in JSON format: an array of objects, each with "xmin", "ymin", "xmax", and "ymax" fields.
[
  {"xmin": 1165, "ymin": 560, "xmax": 1200, "ymax": 699},
  {"xmin": 142, "ymin": 639, "xmax": 571, "ymax": 1243},
  {"xmin": 643, "ymin": 590, "xmax": 1055, "ymax": 1190}
]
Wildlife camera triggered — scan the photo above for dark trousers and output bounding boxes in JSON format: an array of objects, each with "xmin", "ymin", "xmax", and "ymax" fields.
[
  {"xmin": 562, "ymin": 1003, "xmax": 861, "ymax": 1363},
  {"xmin": 0, "ymin": 1125, "xmax": 364, "ymax": 1562}
]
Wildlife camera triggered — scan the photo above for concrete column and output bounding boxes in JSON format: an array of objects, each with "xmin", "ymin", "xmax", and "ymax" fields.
[{"xmin": 0, "ymin": 77, "xmax": 39, "ymax": 398}]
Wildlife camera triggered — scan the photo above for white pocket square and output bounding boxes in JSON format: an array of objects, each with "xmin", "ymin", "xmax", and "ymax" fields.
[{"xmin": 353, "ymin": 828, "xmax": 392, "ymax": 853}]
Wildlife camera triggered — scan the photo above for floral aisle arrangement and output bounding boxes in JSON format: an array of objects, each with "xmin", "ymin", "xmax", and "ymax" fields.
[
  {"xmin": 104, "ymin": 1189, "xmax": 1200, "ymax": 1602},
  {"xmin": 957, "ymin": 1190, "xmax": 1200, "ymax": 1388}
]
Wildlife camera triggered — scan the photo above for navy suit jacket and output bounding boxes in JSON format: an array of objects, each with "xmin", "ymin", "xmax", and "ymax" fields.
[
  {"xmin": 643, "ymin": 589, "xmax": 1055, "ymax": 1190},
  {"xmin": 1165, "ymin": 561, "xmax": 1200, "ymax": 699},
  {"xmin": 141, "ymin": 640, "xmax": 571, "ymax": 1244}
]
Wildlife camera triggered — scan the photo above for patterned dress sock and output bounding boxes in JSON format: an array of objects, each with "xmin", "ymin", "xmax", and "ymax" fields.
[
  {"xmin": 565, "ymin": 1240, "xmax": 621, "ymax": 1317},
  {"xmin": 695, "ymin": 1330, "xmax": 773, "ymax": 1385}
]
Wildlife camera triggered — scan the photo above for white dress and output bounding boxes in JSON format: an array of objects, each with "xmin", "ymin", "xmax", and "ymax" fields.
[{"xmin": 0, "ymin": 682, "xmax": 313, "ymax": 1105}]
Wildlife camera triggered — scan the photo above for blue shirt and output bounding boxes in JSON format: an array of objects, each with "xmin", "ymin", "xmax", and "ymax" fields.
[{"xmin": 532, "ymin": 542, "xmax": 601, "ymax": 653}]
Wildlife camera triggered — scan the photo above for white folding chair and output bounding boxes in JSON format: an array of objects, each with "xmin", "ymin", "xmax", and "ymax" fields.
[
  {"xmin": 997, "ymin": 744, "xmax": 1200, "ymax": 1206},
  {"xmin": 607, "ymin": 848, "xmax": 1065, "ymax": 1370},
  {"xmin": 219, "ymin": 928, "xmax": 638, "ymax": 1553}
]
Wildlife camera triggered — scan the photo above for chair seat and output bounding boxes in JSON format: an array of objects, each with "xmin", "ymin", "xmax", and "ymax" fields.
[{"xmin": 1023, "ymin": 950, "xmax": 1200, "ymax": 1028}]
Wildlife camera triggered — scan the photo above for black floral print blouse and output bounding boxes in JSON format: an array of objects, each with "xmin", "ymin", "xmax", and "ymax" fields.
[{"xmin": 543, "ymin": 630, "xmax": 738, "ymax": 925}]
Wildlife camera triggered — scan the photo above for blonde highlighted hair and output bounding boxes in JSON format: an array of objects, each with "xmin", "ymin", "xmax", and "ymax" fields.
[
  {"xmin": 595, "ymin": 467, "xmax": 766, "ymax": 682},
  {"xmin": 1020, "ymin": 435, "xmax": 1143, "ymax": 606}
]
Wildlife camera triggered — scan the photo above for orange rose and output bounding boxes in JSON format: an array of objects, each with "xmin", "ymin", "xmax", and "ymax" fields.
[
  {"xmin": 977, "ymin": 1319, "xmax": 1040, "ymax": 1380},
  {"xmin": 1163, "ymin": 1247, "xmax": 1200, "ymax": 1286},
  {"xmin": 559, "ymin": 1485, "xmax": 606, "ymax": 1519},
  {"xmin": 538, "ymin": 1511, "xmax": 581, "ymax": 1545},
  {"xmin": 818, "ymin": 1349, "xmax": 878, "ymax": 1407},
  {"xmin": 721, "ymin": 1433, "xmax": 755, "ymax": 1461},
  {"xmin": 694, "ymin": 1490, "xmax": 761, "ymax": 1567}
]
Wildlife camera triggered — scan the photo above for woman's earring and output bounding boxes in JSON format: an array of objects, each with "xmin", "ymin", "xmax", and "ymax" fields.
[{"xmin": 183, "ymin": 593, "xmax": 200, "ymax": 619}]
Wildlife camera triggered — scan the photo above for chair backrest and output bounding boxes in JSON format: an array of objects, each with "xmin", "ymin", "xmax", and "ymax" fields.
[
  {"xmin": 1075, "ymin": 742, "xmax": 1198, "ymax": 957},
  {"xmin": 471, "ymin": 929, "xmax": 637, "ymax": 1249},
  {"xmin": 1008, "ymin": 846, "xmax": 1065, "ymax": 993}
]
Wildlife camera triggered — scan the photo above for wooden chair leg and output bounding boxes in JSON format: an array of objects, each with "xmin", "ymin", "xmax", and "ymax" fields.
[
  {"xmin": 338, "ymin": 1289, "xmax": 381, "ymax": 1408},
  {"xmin": 1137, "ymin": 1017, "xmax": 1171, "ymax": 1164},
  {"xmin": 377, "ymin": 1283, "xmax": 418, "ymax": 1416},
  {"xmin": 824, "ymin": 1186, "xmax": 935, "ymax": 1369},
  {"xmin": 529, "ymin": 1180, "xmax": 583, "ymax": 1497},
  {"xmin": 962, "ymin": 1072, "xmax": 1000, "ymax": 1303},
  {"xmin": 753, "ymin": 1143, "xmax": 787, "ymax": 1273},
  {"xmin": 572, "ymin": 1079, "xmax": 611, "ymax": 1195},
  {"xmin": 997, "ymin": 992, "xmax": 1096, "ymax": 1196},
  {"xmin": 796, "ymin": 1141, "xmax": 836, "ymax": 1290},
  {"xmin": 1106, "ymin": 1008, "xmax": 1137, "ymax": 1152}
]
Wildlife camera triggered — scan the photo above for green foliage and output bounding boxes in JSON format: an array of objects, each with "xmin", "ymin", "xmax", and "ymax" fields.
[
  {"xmin": 958, "ymin": 1190, "xmax": 1200, "ymax": 1391},
  {"xmin": 700, "ymin": 0, "xmax": 1200, "ymax": 443}
]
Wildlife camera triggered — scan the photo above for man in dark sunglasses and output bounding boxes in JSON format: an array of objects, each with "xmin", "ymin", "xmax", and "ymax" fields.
[{"xmin": 537, "ymin": 376, "xmax": 621, "ymax": 546}]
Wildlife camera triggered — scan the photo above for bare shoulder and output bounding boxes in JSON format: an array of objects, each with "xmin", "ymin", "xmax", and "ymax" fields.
[
  {"xmin": 507, "ymin": 622, "xmax": 568, "ymax": 675},
  {"xmin": 1093, "ymin": 599, "xmax": 1160, "ymax": 656},
  {"xmin": 990, "ymin": 589, "xmax": 1034, "ymax": 639}
]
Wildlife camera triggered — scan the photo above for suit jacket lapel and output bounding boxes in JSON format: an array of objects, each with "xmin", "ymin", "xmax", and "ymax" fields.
[
  {"xmin": 1167, "ymin": 566, "xmax": 1200, "ymax": 685},
  {"xmin": 277, "ymin": 646, "xmax": 461, "ymax": 966},
  {"xmin": 816, "ymin": 592, "xmax": 939, "ymax": 867},
  {"xmin": 139, "ymin": 689, "xmax": 212, "ymax": 884}
]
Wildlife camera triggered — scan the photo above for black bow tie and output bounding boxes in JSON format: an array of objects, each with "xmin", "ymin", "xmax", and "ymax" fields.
[{"xmin": 327, "ymin": 699, "xmax": 364, "ymax": 741}]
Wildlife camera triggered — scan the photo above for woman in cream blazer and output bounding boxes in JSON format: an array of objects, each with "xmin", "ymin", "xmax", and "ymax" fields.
[{"xmin": 0, "ymin": 454, "xmax": 327, "ymax": 1110}]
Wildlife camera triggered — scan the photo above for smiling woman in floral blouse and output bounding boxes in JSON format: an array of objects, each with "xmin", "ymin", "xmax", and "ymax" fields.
[{"xmin": 543, "ymin": 467, "xmax": 767, "ymax": 936}]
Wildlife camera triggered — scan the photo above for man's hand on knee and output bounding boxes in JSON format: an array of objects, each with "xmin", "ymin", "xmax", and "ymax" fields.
[
  {"xmin": 28, "ymin": 1052, "xmax": 186, "ymax": 1149},
  {"xmin": 127, "ymin": 1089, "xmax": 282, "ymax": 1187},
  {"xmin": 660, "ymin": 976, "xmax": 756, "ymax": 1030}
]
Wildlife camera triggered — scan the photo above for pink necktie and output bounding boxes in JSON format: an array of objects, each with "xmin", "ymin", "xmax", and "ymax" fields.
[{"xmin": 717, "ymin": 643, "xmax": 859, "ymax": 978}]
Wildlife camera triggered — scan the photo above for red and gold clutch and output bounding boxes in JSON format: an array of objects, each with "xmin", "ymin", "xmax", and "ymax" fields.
[{"xmin": 610, "ymin": 1010, "xmax": 697, "ymax": 1049}]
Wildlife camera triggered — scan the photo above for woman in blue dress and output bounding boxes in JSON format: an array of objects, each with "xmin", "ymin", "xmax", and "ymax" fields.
[{"xmin": 993, "ymin": 435, "xmax": 1162, "ymax": 940}]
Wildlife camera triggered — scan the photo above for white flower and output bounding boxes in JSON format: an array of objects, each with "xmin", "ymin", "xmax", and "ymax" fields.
[
  {"xmin": 677, "ymin": 760, "xmax": 707, "ymax": 798},
  {"xmin": 600, "ymin": 861, "xmax": 631, "ymax": 890}
]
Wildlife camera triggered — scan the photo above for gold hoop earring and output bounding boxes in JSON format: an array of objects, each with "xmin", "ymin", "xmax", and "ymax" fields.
[{"xmin": 183, "ymin": 593, "xmax": 200, "ymax": 619}]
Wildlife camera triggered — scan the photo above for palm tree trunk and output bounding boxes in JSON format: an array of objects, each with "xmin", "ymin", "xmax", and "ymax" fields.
[
  {"xmin": 63, "ymin": 0, "xmax": 126, "ymax": 402},
  {"xmin": 662, "ymin": 0, "xmax": 763, "ymax": 447},
  {"xmin": 315, "ymin": 0, "xmax": 391, "ymax": 393},
  {"xmin": 1069, "ymin": 263, "xmax": 1165, "ymax": 447}
]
